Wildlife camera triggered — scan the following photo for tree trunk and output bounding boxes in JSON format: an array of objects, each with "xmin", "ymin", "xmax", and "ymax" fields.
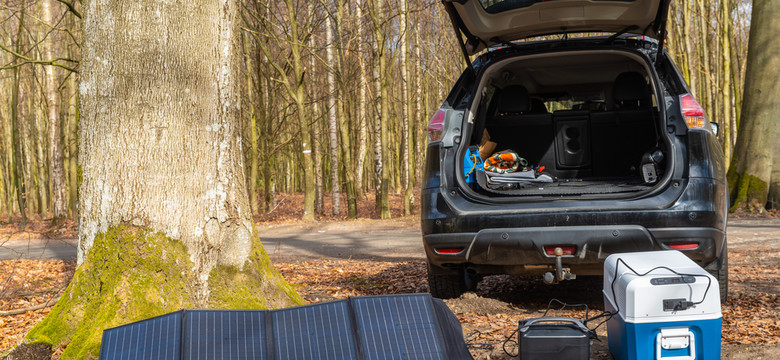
[
  {"xmin": 326, "ymin": 12, "xmax": 341, "ymax": 216},
  {"xmin": 334, "ymin": 0, "xmax": 357, "ymax": 218},
  {"xmin": 11, "ymin": 6, "xmax": 27, "ymax": 227},
  {"xmin": 24, "ymin": 1, "xmax": 301, "ymax": 357},
  {"xmin": 719, "ymin": 0, "xmax": 734, "ymax": 168},
  {"xmin": 727, "ymin": 0, "xmax": 780, "ymax": 213},
  {"xmin": 43, "ymin": 0, "xmax": 68, "ymax": 219},
  {"xmin": 354, "ymin": 0, "xmax": 368, "ymax": 198},
  {"xmin": 243, "ymin": 31, "xmax": 259, "ymax": 216},
  {"xmin": 369, "ymin": 0, "xmax": 390, "ymax": 219},
  {"xmin": 771, "ymin": 138, "xmax": 780, "ymax": 210},
  {"xmin": 400, "ymin": 0, "xmax": 413, "ymax": 216}
]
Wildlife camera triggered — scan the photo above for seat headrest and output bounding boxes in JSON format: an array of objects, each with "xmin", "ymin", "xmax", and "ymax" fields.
[
  {"xmin": 529, "ymin": 98, "xmax": 548, "ymax": 114},
  {"xmin": 496, "ymin": 85, "xmax": 530, "ymax": 114},
  {"xmin": 613, "ymin": 72, "xmax": 651, "ymax": 109}
]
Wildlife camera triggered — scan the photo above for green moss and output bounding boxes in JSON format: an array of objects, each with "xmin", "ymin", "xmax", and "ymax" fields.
[
  {"xmin": 23, "ymin": 225, "xmax": 302, "ymax": 359},
  {"xmin": 209, "ymin": 231, "xmax": 304, "ymax": 309},
  {"xmin": 730, "ymin": 172, "xmax": 769, "ymax": 212},
  {"xmin": 25, "ymin": 226, "xmax": 197, "ymax": 359}
]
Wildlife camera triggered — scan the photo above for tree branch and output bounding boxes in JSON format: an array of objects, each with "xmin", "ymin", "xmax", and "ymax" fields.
[
  {"xmin": 0, "ymin": 296, "xmax": 60, "ymax": 316},
  {"xmin": 55, "ymin": 0, "xmax": 82, "ymax": 19},
  {"xmin": 0, "ymin": 43, "xmax": 79, "ymax": 73}
]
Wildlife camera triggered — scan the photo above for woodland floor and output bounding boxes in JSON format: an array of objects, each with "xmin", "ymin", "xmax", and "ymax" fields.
[{"xmin": 1, "ymin": 193, "xmax": 779, "ymax": 359}]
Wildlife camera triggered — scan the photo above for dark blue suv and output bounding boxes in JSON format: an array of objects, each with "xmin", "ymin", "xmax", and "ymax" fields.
[{"xmin": 423, "ymin": 0, "xmax": 728, "ymax": 300}]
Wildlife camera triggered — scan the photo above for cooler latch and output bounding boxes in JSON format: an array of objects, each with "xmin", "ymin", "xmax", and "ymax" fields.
[{"xmin": 655, "ymin": 327, "xmax": 696, "ymax": 360}]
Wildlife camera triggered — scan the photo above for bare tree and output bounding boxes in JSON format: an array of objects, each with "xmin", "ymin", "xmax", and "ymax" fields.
[{"xmin": 22, "ymin": 0, "xmax": 301, "ymax": 357}]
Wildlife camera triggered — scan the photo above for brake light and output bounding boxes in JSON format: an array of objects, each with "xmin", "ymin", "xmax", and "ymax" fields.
[
  {"xmin": 427, "ymin": 109, "xmax": 446, "ymax": 143},
  {"xmin": 679, "ymin": 94, "xmax": 709, "ymax": 130},
  {"xmin": 668, "ymin": 242, "xmax": 699, "ymax": 250},
  {"xmin": 543, "ymin": 245, "xmax": 577, "ymax": 256},
  {"xmin": 434, "ymin": 247, "xmax": 464, "ymax": 254}
]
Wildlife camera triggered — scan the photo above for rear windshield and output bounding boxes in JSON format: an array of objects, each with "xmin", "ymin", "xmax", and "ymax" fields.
[{"xmin": 480, "ymin": 0, "xmax": 636, "ymax": 14}]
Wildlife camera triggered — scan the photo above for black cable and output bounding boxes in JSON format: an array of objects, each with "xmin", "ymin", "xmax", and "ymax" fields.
[
  {"xmin": 502, "ymin": 328, "xmax": 519, "ymax": 357},
  {"xmin": 464, "ymin": 330, "xmax": 506, "ymax": 358},
  {"xmin": 542, "ymin": 298, "xmax": 589, "ymax": 320}
]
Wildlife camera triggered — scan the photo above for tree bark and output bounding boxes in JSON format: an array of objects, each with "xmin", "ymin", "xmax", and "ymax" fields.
[
  {"xmin": 727, "ymin": 0, "xmax": 780, "ymax": 213},
  {"xmin": 23, "ymin": 1, "xmax": 301, "ymax": 357}
]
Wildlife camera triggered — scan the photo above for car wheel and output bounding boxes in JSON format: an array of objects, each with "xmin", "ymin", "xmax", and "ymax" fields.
[
  {"xmin": 707, "ymin": 244, "xmax": 728, "ymax": 303},
  {"xmin": 427, "ymin": 265, "xmax": 467, "ymax": 299}
]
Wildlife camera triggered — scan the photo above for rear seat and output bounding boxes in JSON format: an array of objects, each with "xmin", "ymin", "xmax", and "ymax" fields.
[
  {"xmin": 483, "ymin": 75, "xmax": 657, "ymax": 178},
  {"xmin": 485, "ymin": 85, "xmax": 553, "ymax": 166},
  {"xmin": 591, "ymin": 72, "xmax": 658, "ymax": 177}
]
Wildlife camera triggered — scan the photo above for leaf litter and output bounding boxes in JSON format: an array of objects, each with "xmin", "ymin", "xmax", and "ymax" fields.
[{"xmin": 0, "ymin": 243, "xmax": 777, "ymax": 358}]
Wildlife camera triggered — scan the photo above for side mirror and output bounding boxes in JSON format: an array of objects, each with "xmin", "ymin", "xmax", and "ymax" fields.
[{"xmin": 709, "ymin": 122, "xmax": 719, "ymax": 136}]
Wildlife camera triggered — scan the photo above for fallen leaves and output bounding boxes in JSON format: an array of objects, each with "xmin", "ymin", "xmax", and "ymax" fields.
[
  {"xmin": 0, "ymin": 260, "xmax": 75, "ymax": 353},
  {"xmin": 0, "ymin": 239, "xmax": 777, "ymax": 358}
]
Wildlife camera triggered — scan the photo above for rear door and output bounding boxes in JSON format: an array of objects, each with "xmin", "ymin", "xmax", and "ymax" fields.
[{"xmin": 443, "ymin": 0, "xmax": 671, "ymax": 55}]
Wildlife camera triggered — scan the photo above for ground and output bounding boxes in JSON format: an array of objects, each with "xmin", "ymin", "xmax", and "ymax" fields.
[{"xmin": 1, "ymin": 194, "xmax": 779, "ymax": 359}]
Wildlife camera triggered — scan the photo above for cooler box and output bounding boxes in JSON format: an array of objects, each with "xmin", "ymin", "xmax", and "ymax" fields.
[{"xmin": 603, "ymin": 251, "xmax": 721, "ymax": 360}]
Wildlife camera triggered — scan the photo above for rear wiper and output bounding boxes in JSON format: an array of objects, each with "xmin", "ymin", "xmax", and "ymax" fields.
[{"xmin": 600, "ymin": 25, "xmax": 640, "ymax": 44}]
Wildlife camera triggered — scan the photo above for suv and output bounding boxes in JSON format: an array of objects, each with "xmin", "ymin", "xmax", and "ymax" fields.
[{"xmin": 422, "ymin": 0, "xmax": 728, "ymax": 300}]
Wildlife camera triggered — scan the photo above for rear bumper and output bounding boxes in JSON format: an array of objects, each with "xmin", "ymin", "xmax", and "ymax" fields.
[{"xmin": 424, "ymin": 226, "xmax": 724, "ymax": 276}]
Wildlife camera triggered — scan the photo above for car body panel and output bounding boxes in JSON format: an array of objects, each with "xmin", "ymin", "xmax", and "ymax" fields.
[{"xmin": 444, "ymin": 0, "xmax": 671, "ymax": 55}]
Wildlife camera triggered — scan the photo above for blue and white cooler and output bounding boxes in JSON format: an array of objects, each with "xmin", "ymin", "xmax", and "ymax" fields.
[{"xmin": 603, "ymin": 250, "xmax": 722, "ymax": 360}]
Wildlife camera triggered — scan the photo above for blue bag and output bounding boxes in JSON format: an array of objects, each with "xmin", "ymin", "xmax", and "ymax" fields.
[{"xmin": 463, "ymin": 147, "xmax": 484, "ymax": 186}]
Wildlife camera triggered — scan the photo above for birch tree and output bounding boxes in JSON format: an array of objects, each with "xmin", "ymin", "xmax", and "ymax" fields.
[{"xmin": 42, "ymin": 0, "xmax": 68, "ymax": 219}]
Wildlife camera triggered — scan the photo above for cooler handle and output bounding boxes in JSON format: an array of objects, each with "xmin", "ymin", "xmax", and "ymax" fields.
[
  {"xmin": 520, "ymin": 317, "xmax": 589, "ymax": 333},
  {"xmin": 655, "ymin": 328, "xmax": 696, "ymax": 360}
]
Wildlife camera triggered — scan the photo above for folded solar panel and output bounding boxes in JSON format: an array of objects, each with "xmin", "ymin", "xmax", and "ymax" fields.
[{"xmin": 99, "ymin": 293, "xmax": 473, "ymax": 360}]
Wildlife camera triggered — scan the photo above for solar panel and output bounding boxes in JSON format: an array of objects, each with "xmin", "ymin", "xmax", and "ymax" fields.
[
  {"xmin": 99, "ymin": 311, "xmax": 182, "ymax": 360},
  {"xmin": 99, "ymin": 294, "xmax": 472, "ymax": 360},
  {"xmin": 353, "ymin": 294, "xmax": 445, "ymax": 360},
  {"xmin": 272, "ymin": 300, "xmax": 356, "ymax": 360},
  {"xmin": 183, "ymin": 310, "xmax": 266, "ymax": 360}
]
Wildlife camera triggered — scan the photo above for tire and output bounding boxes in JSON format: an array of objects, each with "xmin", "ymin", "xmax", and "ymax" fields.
[
  {"xmin": 427, "ymin": 264, "xmax": 467, "ymax": 299},
  {"xmin": 707, "ymin": 244, "xmax": 728, "ymax": 303}
]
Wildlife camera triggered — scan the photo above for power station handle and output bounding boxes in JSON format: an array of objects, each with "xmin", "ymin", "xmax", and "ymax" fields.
[
  {"xmin": 520, "ymin": 317, "xmax": 589, "ymax": 333},
  {"xmin": 655, "ymin": 328, "xmax": 696, "ymax": 360}
]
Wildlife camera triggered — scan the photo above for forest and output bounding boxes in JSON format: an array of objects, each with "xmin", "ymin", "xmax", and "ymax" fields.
[{"xmin": 0, "ymin": 0, "xmax": 777, "ymax": 224}]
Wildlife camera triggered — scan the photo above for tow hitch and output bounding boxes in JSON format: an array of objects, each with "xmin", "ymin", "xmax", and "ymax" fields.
[{"xmin": 543, "ymin": 247, "xmax": 577, "ymax": 284}]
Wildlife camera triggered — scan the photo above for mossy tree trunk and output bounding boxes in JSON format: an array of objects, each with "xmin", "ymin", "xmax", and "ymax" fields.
[
  {"xmin": 727, "ymin": 0, "xmax": 780, "ymax": 213},
  {"xmin": 22, "ymin": 0, "xmax": 302, "ymax": 358}
]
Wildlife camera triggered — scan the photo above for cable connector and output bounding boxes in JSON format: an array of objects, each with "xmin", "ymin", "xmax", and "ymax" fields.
[{"xmin": 663, "ymin": 298, "xmax": 694, "ymax": 311}]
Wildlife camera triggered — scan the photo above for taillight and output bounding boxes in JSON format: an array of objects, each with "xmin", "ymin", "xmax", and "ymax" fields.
[
  {"xmin": 667, "ymin": 242, "xmax": 699, "ymax": 250},
  {"xmin": 543, "ymin": 245, "xmax": 577, "ymax": 256},
  {"xmin": 427, "ymin": 109, "xmax": 446, "ymax": 143},
  {"xmin": 434, "ymin": 247, "xmax": 464, "ymax": 254},
  {"xmin": 679, "ymin": 94, "xmax": 709, "ymax": 130}
]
